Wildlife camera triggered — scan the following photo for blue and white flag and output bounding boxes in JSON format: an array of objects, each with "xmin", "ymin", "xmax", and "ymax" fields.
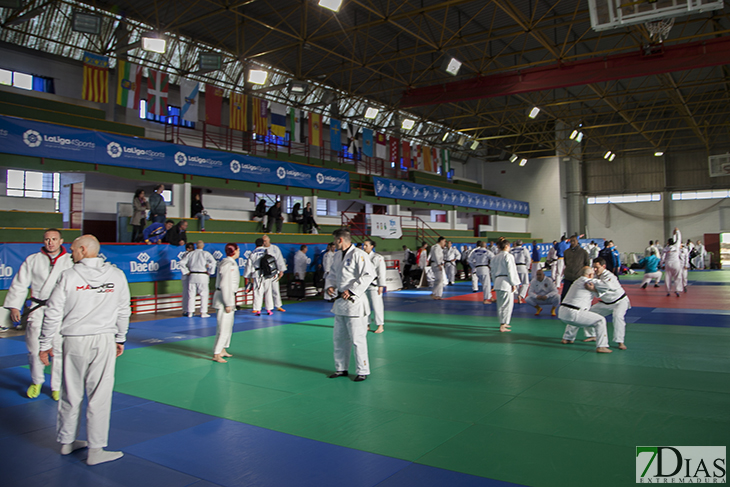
[
  {"xmin": 179, "ymin": 79, "xmax": 200, "ymax": 123},
  {"xmin": 362, "ymin": 128, "xmax": 374, "ymax": 157},
  {"xmin": 330, "ymin": 119, "xmax": 342, "ymax": 152}
]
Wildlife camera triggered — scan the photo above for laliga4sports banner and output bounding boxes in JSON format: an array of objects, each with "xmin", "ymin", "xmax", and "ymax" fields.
[
  {"xmin": 0, "ymin": 115, "xmax": 350, "ymax": 193},
  {"xmin": 0, "ymin": 243, "xmax": 329, "ymax": 289}
]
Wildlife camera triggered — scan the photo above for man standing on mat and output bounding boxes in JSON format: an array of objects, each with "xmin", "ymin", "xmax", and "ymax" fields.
[
  {"xmin": 469, "ymin": 240, "xmax": 492, "ymax": 304},
  {"xmin": 430, "ymin": 237, "xmax": 447, "ymax": 300},
  {"xmin": 363, "ymin": 238, "xmax": 387, "ymax": 334},
  {"xmin": 562, "ymin": 235, "xmax": 591, "ymax": 301},
  {"xmin": 326, "ymin": 228, "xmax": 375, "ymax": 382}
]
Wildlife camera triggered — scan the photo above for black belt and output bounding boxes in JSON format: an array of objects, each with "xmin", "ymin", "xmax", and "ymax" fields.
[
  {"xmin": 476, "ymin": 265, "xmax": 490, "ymax": 268},
  {"xmin": 495, "ymin": 274, "xmax": 507, "ymax": 278},
  {"xmin": 600, "ymin": 293, "xmax": 627, "ymax": 305},
  {"xmin": 516, "ymin": 263, "xmax": 527, "ymax": 266},
  {"xmin": 560, "ymin": 303, "xmax": 581, "ymax": 310},
  {"xmin": 190, "ymin": 271, "xmax": 208, "ymax": 274}
]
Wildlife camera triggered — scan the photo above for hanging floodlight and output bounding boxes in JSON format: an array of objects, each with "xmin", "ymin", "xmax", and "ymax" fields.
[
  {"xmin": 570, "ymin": 130, "xmax": 578, "ymax": 140},
  {"xmin": 288, "ymin": 80, "xmax": 309, "ymax": 95},
  {"xmin": 442, "ymin": 56, "xmax": 462, "ymax": 76},
  {"xmin": 401, "ymin": 118, "xmax": 415, "ymax": 130},
  {"xmin": 519, "ymin": 158, "xmax": 528, "ymax": 166},
  {"xmin": 604, "ymin": 151, "xmax": 613, "ymax": 160},
  {"xmin": 248, "ymin": 69, "xmax": 268, "ymax": 85},
  {"xmin": 442, "ymin": 132, "xmax": 450, "ymax": 142},
  {"xmin": 364, "ymin": 107, "xmax": 379, "ymax": 119},
  {"xmin": 318, "ymin": 0, "xmax": 342, "ymax": 12},
  {"xmin": 528, "ymin": 107, "xmax": 540, "ymax": 119},
  {"xmin": 609, "ymin": 153, "xmax": 616, "ymax": 162},
  {"xmin": 654, "ymin": 151, "xmax": 664, "ymax": 156},
  {"xmin": 141, "ymin": 33, "xmax": 166, "ymax": 53},
  {"xmin": 509, "ymin": 154, "xmax": 518, "ymax": 163},
  {"xmin": 470, "ymin": 140, "xmax": 479, "ymax": 150},
  {"xmin": 576, "ymin": 132, "xmax": 584, "ymax": 143}
]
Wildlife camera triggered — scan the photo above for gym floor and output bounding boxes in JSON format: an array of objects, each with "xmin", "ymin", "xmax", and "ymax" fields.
[{"xmin": 1, "ymin": 271, "xmax": 729, "ymax": 487}]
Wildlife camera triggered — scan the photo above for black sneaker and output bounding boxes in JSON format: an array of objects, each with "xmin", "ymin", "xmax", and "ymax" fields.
[
  {"xmin": 354, "ymin": 375, "xmax": 368, "ymax": 382},
  {"xmin": 328, "ymin": 371, "xmax": 348, "ymax": 378}
]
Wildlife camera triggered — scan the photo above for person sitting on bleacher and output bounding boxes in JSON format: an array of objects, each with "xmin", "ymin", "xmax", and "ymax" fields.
[
  {"xmin": 290, "ymin": 203, "xmax": 304, "ymax": 226},
  {"xmin": 143, "ymin": 220, "xmax": 173, "ymax": 244}
]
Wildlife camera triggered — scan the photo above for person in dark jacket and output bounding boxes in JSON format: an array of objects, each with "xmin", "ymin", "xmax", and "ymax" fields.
[
  {"xmin": 148, "ymin": 184, "xmax": 167, "ymax": 223},
  {"xmin": 143, "ymin": 220, "xmax": 174, "ymax": 244},
  {"xmin": 164, "ymin": 220, "xmax": 188, "ymax": 246},
  {"xmin": 131, "ymin": 189, "xmax": 148, "ymax": 242},
  {"xmin": 253, "ymin": 200, "xmax": 266, "ymax": 222},
  {"xmin": 302, "ymin": 202, "xmax": 319, "ymax": 234},
  {"xmin": 191, "ymin": 193, "xmax": 210, "ymax": 231},
  {"xmin": 290, "ymin": 202, "xmax": 303, "ymax": 225},
  {"xmin": 266, "ymin": 201, "xmax": 284, "ymax": 234}
]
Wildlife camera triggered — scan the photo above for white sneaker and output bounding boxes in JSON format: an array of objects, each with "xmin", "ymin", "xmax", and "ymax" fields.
[{"xmin": 200, "ymin": 313, "xmax": 210, "ymax": 318}]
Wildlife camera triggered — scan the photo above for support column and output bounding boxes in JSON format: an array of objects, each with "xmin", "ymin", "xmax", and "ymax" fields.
[{"xmin": 556, "ymin": 121, "xmax": 584, "ymax": 237}]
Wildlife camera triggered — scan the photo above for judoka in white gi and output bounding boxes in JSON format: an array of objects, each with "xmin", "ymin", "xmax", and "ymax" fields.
[
  {"xmin": 40, "ymin": 235, "xmax": 130, "ymax": 465},
  {"xmin": 525, "ymin": 269, "xmax": 560, "ymax": 316},
  {"xmin": 558, "ymin": 266, "xmax": 612, "ymax": 353},
  {"xmin": 322, "ymin": 243, "xmax": 336, "ymax": 300},
  {"xmin": 430, "ymin": 237, "xmax": 447, "ymax": 299},
  {"xmin": 244, "ymin": 238, "xmax": 276, "ymax": 316},
  {"xmin": 694, "ymin": 240, "xmax": 707, "ymax": 269},
  {"xmin": 212, "ymin": 243, "xmax": 241, "ymax": 363},
  {"xmin": 262, "ymin": 235, "xmax": 287, "ymax": 312},
  {"xmin": 680, "ymin": 244, "xmax": 690, "ymax": 292},
  {"xmin": 293, "ymin": 245, "xmax": 311, "ymax": 280},
  {"xmin": 510, "ymin": 240, "xmax": 531, "ymax": 302},
  {"xmin": 325, "ymin": 228, "xmax": 376, "ymax": 381},
  {"xmin": 179, "ymin": 242, "xmax": 194, "ymax": 316},
  {"xmin": 416, "ymin": 242, "xmax": 429, "ymax": 288},
  {"xmin": 468, "ymin": 241, "xmax": 493, "ymax": 303},
  {"xmin": 491, "ymin": 239, "xmax": 520, "ymax": 332},
  {"xmin": 583, "ymin": 258, "xmax": 631, "ymax": 350},
  {"xmin": 363, "ymin": 239, "xmax": 387, "ymax": 333},
  {"xmin": 660, "ymin": 228, "xmax": 683, "ymax": 297},
  {"xmin": 179, "ymin": 240, "xmax": 216, "ymax": 317},
  {"xmin": 444, "ymin": 241, "xmax": 461, "ymax": 285},
  {"xmin": 4, "ymin": 228, "xmax": 73, "ymax": 400}
]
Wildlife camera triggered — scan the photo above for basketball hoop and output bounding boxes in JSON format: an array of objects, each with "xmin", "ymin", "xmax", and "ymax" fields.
[{"xmin": 645, "ymin": 17, "xmax": 674, "ymax": 43}]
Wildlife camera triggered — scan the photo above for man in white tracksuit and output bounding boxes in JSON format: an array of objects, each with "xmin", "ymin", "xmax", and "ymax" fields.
[
  {"xmin": 430, "ymin": 237, "xmax": 447, "ymax": 299},
  {"xmin": 468, "ymin": 241, "xmax": 492, "ymax": 304},
  {"xmin": 293, "ymin": 245, "xmax": 311, "ymax": 280},
  {"xmin": 40, "ymin": 235, "xmax": 130, "ymax": 465},
  {"xmin": 510, "ymin": 240, "xmax": 531, "ymax": 302},
  {"xmin": 325, "ymin": 228, "xmax": 375, "ymax": 382},
  {"xmin": 179, "ymin": 240, "xmax": 216, "ymax": 318},
  {"xmin": 363, "ymin": 239, "xmax": 387, "ymax": 334},
  {"xmin": 4, "ymin": 228, "xmax": 73, "ymax": 400},
  {"xmin": 694, "ymin": 240, "xmax": 707, "ymax": 269},
  {"xmin": 660, "ymin": 228, "xmax": 683, "ymax": 297},
  {"xmin": 262, "ymin": 235, "xmax": 287, "ymax": 312},
  {"xmin": 525, "ymin": 269, "xmax": 560, "ymax": 317},
  {"xmin": 444, "ymin": 241, "xmax": 461, "ymax": 285},
  {"xmin": 558, "ymin": 266, "xmax": 612, "ymax": 353},
  {"xmin": 244, "ymin": 238, "xmax": 275, "ymax": 316},
  {"xmin": 584, "ymin": 257, "xmax": 631, "ymax": 350}
]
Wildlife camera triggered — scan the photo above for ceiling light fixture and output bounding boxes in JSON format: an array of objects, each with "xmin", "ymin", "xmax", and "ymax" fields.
[
  {"xmin": 248, "ymin": 69, "xmax": 268, "ymax": 85},
  {"xmin": 654, "ymin": 151, "xmax": 664, "ymax": 156},
  {"xmin": 604, "ymin": 151, "xmax": 613, "ymax": 160},
  {"xmin": 519, "ymin": 158, "xmax": 528, "ymax": 166},
  {"xmin": 141, "ymin": 33, "xmax": 166, "ymax": 53},
  {"xmin": 364, "ymin": 107, "xmax": 379, "ymax": 119},
  {"xmin": 318, "ymin": 0, "xmax": 342, "ymax": 12},
  {"xmin": 442, "ymin": 57, "xmax": 462, "ymax": 76},
  {"xmin": 401, "ymin": 118, "xmax": 415, "ymax": 130},
  {"xmin": 528, "ymin": 107, "xmax": 540, "ymax": 119},
  {"xmin": 470, "ymin": 140, "xmax": 479, "ymax": 150},
  {"xmin": 609, "ymin": 153, "xmax": 616, "ymax": 162},
  {"xmin": 509, "ymin": 154, "xmax": 518, "ymax": 163}
]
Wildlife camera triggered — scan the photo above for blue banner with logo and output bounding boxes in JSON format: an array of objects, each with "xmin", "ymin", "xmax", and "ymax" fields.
[
  {"xmin": 0, "ymin": 243, "xmax": 328, "ymax": 289},
  {"xmin": 0, "ymin": 115, "xmax": 350, "ymax": 193},
  {"xmin": 373, "ymin": 176, "xmax": 529, "ymax": 215}
]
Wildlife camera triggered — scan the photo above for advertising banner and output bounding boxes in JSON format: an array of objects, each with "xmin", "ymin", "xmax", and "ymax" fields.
[{"xmin": 370, "ymin": 215, "xmax": 403, "ymax": 239}]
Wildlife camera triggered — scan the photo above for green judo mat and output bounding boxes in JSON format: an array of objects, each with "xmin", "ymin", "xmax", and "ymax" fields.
[{"xmin": 113, "ymin": 311, "xmax": 730, "ymax": 487}]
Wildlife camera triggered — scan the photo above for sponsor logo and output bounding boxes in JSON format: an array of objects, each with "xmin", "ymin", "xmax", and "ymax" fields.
[
  {"xmin": 401, "ymin": 186, "xmax": 409, "ymax": 196},
  {"xmin": 177, "ymin": 251, "xmax": 186, "ymax": 259},
  {"xmin": 316, "ymin": 173, "xmax": 325, "ymax": 185},
  {"xmin": 130, "ymin": 252, "xmax": 159, "ymax": 273},
  {"xmin": 636, "ymin": 446, "xmax": 726, "ymax": 483},
  {"xmin": 277, "ymin": 167, "xmax": 286, "ymax": 179},
  {"xmin": 174, "ymin": 152, "xmax": 188, "ymax": 166},
  {"xmin": 213, "ymin": 250, "xmax": 223, "ymax": 260},
  {"xmin": 76, "ymin": 282, "xmax": 115, "ymax": 293},
  {"xmin": 23, "ymin": 130, "xmax": 42, "ymax": 148},
  {"xmin": 0, "ymin": 262, "xmax": 13, "ymax": 278},
  {"xmin": 388, "ymin": 183, "xmax": 397, "ymax": 194},
  {"xmin": 107, "ymin": 142, "xmax": 122, "ymax": 158},
  {"xmin": 0, "ymin": 129, "xmax": 8, "ymax": 137},
  {"xmin": 137, "ymin": 253, "xmax": 150, "ymax": 263},
  {"xmin": 230, "ymin": 160, "xmax": 241, "ymax": 173},
  {"xmin": 375, "ymin": 180, "xmax": 385, "ymax": 193}
]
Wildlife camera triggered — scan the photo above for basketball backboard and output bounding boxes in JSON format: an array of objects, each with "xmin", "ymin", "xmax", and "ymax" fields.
[{"xmin": 588, "ymin": 0, "xmax": 724, "ymax": 32}]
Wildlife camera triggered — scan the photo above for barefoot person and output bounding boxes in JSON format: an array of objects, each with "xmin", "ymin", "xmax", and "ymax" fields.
[
  {"xmin": 491, "ymin": 238, "xmax": 520, "ymax": 332},
  {"xmin": 584, "ymin": 257, "xmax": 631, "ymax": 350},
  {"xmin": 558, "ymin": 266, "xmax": 612, "ymax": 353},
  {"xmin": 429, "ymin": 237, "xmax": 447, "ymax": 300},
  {"xmin": 212, "ymin": 243, "xmax": 241, "ymax": 363},
  {"xmin": 362, "ymin": 239, "xmax": 387, "ymax": 333}
]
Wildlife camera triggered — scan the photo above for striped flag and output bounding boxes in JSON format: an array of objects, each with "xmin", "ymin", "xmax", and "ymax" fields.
[
  {"xmin": 423, "ymin": 144, "xmax": 433, "ymax": 171},
  {"xmin": 270, "ymin": 102, "xmax": 287, "ymax": 138},
  {"xmin": 433, "ymin": 147, "xmax": 442, "ymax": 173},
  {"xmin": 229, "ymin": 92, "xmax": 247, "ymax": 131},
  {"xmin": 147, "ymin": 69, "xmax": 169, "ymax": 116},
  {"xmin": 252, "ymin": 98, "xmax": 268, "ymax": 136},
  {"xmin": 309, "ymin": 112, "xmax": 322, "ymax": 147},
  {"xmin": 116, "ymin": 60, "xmax": 141, "ymax": 109},
  {"xmin": 82, "ymin": 52, "xmax": 109, "ymax": 103},
  {"xmin": 289, "ymin": 108, "xmax": 302, "ymax": 143},
  {"xmin": 205, "ymin": 84, "xmax": 224, "ymax": 126},
  {"xmin": 389, "ymin": 136, "xmax": 399, "ymax": 164},
  {"xmin": 442, "ymin": 148, "xmax": 451, "ymax": 174},
  {"xmin": 179, "ymin": 79, "xmax": 200, "ymax": 123}
]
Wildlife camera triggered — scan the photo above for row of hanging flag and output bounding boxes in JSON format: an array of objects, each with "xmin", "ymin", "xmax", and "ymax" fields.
[{"xmin": 81, "ymin": 53, "xmax": 450, "ymax": 173}]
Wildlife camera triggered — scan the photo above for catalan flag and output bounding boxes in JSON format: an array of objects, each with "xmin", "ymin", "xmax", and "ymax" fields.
[
  {"xmin": 229, "ymin": 92, "xmax": 247, "ymax": 131},
  {"xmin": 82, "ymin": 52, "xmax": 109, "ymax": 103},
  {"xmin": 116, "ymin": 60, "xmax": 141, "ymax": 109},
  {"xmin": 252, "ymin": 98, "xmax": 268, "ymax": 136}
]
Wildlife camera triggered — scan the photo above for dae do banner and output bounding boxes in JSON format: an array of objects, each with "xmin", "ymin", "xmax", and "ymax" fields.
[
  {"xmin": 373, "ymin": 176, "xmax": 529, "ymax": 215},
  {"xmin": 0, "ymin": 243, "xmax": 329, "ymax": 290},
  {"xmin": 0, "ymin": 115, "xmax": 350, "ymax": 193}
]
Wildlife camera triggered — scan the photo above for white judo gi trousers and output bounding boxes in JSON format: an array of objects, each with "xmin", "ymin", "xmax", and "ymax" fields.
[
  {"xmin": 558, "ymin": 306, "xmax": 609, "ymax": 348},
  {"xmin": 496, "ymin": 290, "xmax": 514, "ymax": 325},
  {"xmin": 431, "ymin": 265, "xmax": 445, "ymax": 298},
  {"xmin": 664, "ymin": 262, "xmax": 684, "ymax": 293},
  {"xmin": 213, "ymin": 307, "xmax": 235, "ymax": 354},
  {"xmin": 271, "ymin": 279, "xmax": 283, "ymax": 308},
  {"xmin": 366, "ymin": 286, "xmax": 384, "ymax": 328},
  {"xmin": 181, "ymin": 274, "xmax": 190, "ymax": 313},
  {"xmin": 475, "ymin": 267, "xmax": 492, "ymax": 300},
  {"xmin": 445, "ymin": 262, "xmax": 457, "ymax": 284},
  {"xmin": 588, "ymin": 297, "xmax": 631, "ymax": 344},
  {"xmin": 682, "ymin": 268, "xmax": 688, "ymax": 289},
  {"xmin": 553, "ymin": 258, "xmax": 565, "ymax": 288},
  {"xmin": 333, "ymin": 314, "xmax": 370, "ymax": 375},
  {"xmin": 640, "ymin": 271, "xmax": 662, "ymax": 286},
  {"xmin": 525, "ymin": 295, "xmax": 560, "ymax": 309},
  {"xmin": 516, "ymin": 268, "xmax": 529, "ymax": 300},
  {"xmin": 252, "ymin": 278, "xmax": 274, "ymax": 312},
  {"xmin": 26, "ymin": 309, "xmax": 62, "ymax": 390},
  {"xmin": 186, "ymin": 274, "xmax": 210, "ymax": 315},
  {"xmin": 57, "ymin": 333, "xmax": 116, "ymax": 449}
]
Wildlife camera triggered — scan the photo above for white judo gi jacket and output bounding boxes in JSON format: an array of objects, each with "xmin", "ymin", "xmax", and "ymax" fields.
[
  {"xmin": 325, "ymin": 245, "xmax": 375, "ymax": 317},
  {"xmin": 213, "ymin": 257, "xmax": 240, "ymax": 309}
]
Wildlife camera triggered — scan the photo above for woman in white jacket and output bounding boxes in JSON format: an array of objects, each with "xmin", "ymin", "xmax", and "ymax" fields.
[
  {"xmin": 212, "ymin": 243, "xmax": 241, "ymax": 363},
  {"xmin": 491, "ymin": 238, "xmax": 520, "ymax": 332}
]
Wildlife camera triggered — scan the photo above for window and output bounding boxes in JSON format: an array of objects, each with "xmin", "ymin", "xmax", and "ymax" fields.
[
  {"xmin": 317, "ymin": 198, "xmax": 329, "ymax": 216},
  {"xmin": 255, "ymin": 193, "xmax": 279, "ymax": 207},
  {"xmin": 6, "ymin": 169, "xmax": 60, "ymax": 210},
  {"xmin": 671, "ymin": 189, "xmax": 730, "ymax": 201},
  {"xmin": 285, "ymin": 196, "xmax": 303, "ymax": 214},
  {"xmin": 161, "ymin": 189, "xmax": 172, "ymax": 204},
  {"xmin": 0, "ymin": 68, "xmax": 54, "ymax": 93},
  {"xmin": 139, "ymin": 100, "xmax": 195, "ymax": 128},
  {"xmin": 587, "ymin": 193, "xmax": 661, "ymax": 204}
]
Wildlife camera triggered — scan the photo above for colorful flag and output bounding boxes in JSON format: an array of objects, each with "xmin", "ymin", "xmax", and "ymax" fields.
[
  {"xmin": 402, "ymin": 140, "xmax": 411, "ymax": 168},
  {"xmin": 252, "ymin": 98, "xmax": 268, "ymax": 136},
  {"xmin": 330, "ymin": 119, "xmax": 342, "ymax": 152},
  {"xmin": 433, "ymin": 147, "xmax": 442, "ymax": 173},
  {"xmin": 362, "ymin": 128, "xmax": 374, "ymax": 157},
  {"xmin": 290, "ymin": 108, "xmax": 303, "ymax": 143},
  {"xmin": 270, "ymin": 102, "xmax": 287, "ymax": 138},
  {"xmin": 116, "ymin": 60, "xmax": 141, "ymax": 109},
  {"xmin": 205, "ymin": 84, "xmax": 224, "ymax": 126},
  {"xmin": 309, "ymin": 113, "xmax": 322, "ymax": 147},
  {"xmin": 442, "ymin": 148, "xmax": 451, "ymax": 174},
  {"xmin": 375, "ymin": 132, "xmax": 387, "ymax": 159},
  {"xmin": 82, "ymin": 52, "xmax": 109, "ymax": 103},
  {"xmin": 179, "ymin": 79, "xmax": 200, "ymax": 123},
  {"xmin": 423, "ymin": 144, "xmax": 432, "ymax": 172},
  {"xmin": 389, "ymin": 136, "xmax": 399, "ymax": 164},
  {"xmin": 229, "ymin": 92, "xmax": 246, "ymax": 131},
  {"xmin": 147, "ymin": 69, "xmax": 169, "ymax": 116},
  {"xmin": 416, "ymin": 145, "xmax": 423, "ymax": 170},
  {"xmin": 347, "ymin": 123, "xmax": 359, "ymax": 157}
]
